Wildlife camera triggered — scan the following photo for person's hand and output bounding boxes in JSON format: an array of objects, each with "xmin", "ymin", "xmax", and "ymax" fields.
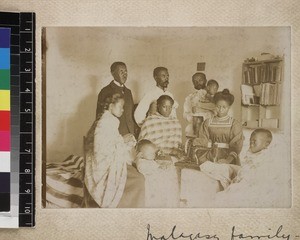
[
  {"xmin": 192, "ymin": 106, "xmax": 203, "ymax": 114},
  {"xmin": 219, "ymin": 176, "xmax": 231, "ymax": 189},
  {"xmin": 156, "ymin": 149, "xmax": 165, "ymax": 157},
  {"xmin": 123, "ymin": 134, "xmax": 136, "ymax": 147},
  {"xmin": 218, "ymin": 155, "xmax": 235, "ymax": 164},
  {"xmin": 217, "ymin": 158, "xmax": 227, "ymax": 164},
  {"xmin": 170, "ymin": 148, "xmax": 184, "ymax": 158}
]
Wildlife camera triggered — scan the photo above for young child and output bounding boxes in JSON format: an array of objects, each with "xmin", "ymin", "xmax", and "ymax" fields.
[
  {"xmin": 212, "ymin": 128, "xmax": 288, "ymax": 207},
  {"xmin": 135, "ymin": 139, "xmax": 163, "ymax": 175},
  {"xmin": 135, "ymin": 139, "xmax": 179, "ymax": 207},
  {"xmin": 202, "ymin": 79, "xmax": 219, "ymax": 103},
  {"xmin": 192, "ymin": 79, "xmax": 219, "ymax": 116},
  {"xmin": 184, "ymin": 76, "xmax": 219, "ymax": 136},
  {"xmin": 138, "ymin": 95, "xmax": 183, "ymax": 157},
  {"xmin": 232, "ymin": 128, "xmax": 273, "ymax": 183},
  {"xmin": 202, "ymin": 129, "xmax": 273, "ymax": 188}
]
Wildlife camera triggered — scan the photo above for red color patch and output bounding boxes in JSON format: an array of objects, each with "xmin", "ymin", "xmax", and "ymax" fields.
[{"xmin": 0, "ymin": 111, "xmax": 10, "ymax": 131}]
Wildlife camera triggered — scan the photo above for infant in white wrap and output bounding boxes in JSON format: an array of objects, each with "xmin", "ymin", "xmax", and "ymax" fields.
[
  {"xmin": 135, "ymin": 139, "xmax": 179, "ymax": 207},
  {"xmin": 200, "ymin": 128, "xmax": 290, "ymax": 207}
]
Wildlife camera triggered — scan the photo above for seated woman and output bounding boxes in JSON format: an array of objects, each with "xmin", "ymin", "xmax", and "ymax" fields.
[
  {"xmin": 83, "ymin": 93, "xmax": 145, "ymax": 208},
  {"xmin": 138, "ymin": 95, "xmax": 183, "ymax": 157},
  {"xmin": 180, "ymin": 89, "xmax": 244, "ymax": 207},
  {"xmin": 193, "ymin": 89, "xmax": 244, "ymax": 165}
]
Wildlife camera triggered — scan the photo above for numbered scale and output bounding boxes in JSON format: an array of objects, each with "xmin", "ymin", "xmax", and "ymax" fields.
[
  {"xmin": 18, "ymin": 12, "xmax": 35, "ymax": 227},
  {"xmin": 0, "ymin": 11, "xmax": 35, "ymax": 227}
]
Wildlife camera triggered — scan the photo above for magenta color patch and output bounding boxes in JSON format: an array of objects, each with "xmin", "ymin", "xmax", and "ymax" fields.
[{"xmin": 0, "ymin": 131, "xmax": 10, "ymax": 151}]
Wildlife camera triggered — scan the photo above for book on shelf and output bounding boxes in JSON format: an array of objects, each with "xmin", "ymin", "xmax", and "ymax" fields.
[
  {"xmin": 260, "ymin": 83, "xmax": 280, "ymax": 105},
  {"xmin": 253, "ymin": 85, "xmax": 261, "ymax": 97},
  {"xmin": 243, "ymin": 62, "xmax": 282, "ymax": 85},
  {"xmin": 241, "ymin": 83, "xmax": 280, "ymax": 106}
]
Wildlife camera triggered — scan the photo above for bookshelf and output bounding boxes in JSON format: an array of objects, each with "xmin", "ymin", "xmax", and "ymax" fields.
[{"xmin": 241, "ymin": 57, "xmax": 283, "ymax": 130}]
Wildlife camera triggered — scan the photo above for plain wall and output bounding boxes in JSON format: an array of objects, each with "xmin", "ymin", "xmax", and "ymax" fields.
[{"xmin": 45, "ymin": 27, "xmax": 290, "ymax": 163}]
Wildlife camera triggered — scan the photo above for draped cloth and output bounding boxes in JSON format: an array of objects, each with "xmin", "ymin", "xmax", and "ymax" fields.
[
  {"xmin": 138, "ymin": 113, "xmax": 182, "ymax": 154},
  {"xmin": 46, "ymin": 155, "xmax": 84, "ymax": 208},
  {"xmin": 214, "ymin": 145, "xmax": 291, "ymax": 207},
  {"xmin": 84, "ymin": 111, "xmax": 133, "ymax": 208},
  {"xmin": 134, "ymin": 86, "xmax": 178, "ymax": 126},
  {"xmin": 136, "ymin": 157, "xmax": 179, "ymax": 207}
]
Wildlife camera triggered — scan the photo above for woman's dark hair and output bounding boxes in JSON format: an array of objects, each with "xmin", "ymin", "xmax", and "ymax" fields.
[
  {"xmin": 96, "ymin": 93, "xmax": 124, "ymax": 120},
  {"xmin": 157, "ymin": 95, "xmax": 174, "ymax": 106},
  {"xmin": 213, "ymin": 89, "xmax": 234, "ymax": 106}
]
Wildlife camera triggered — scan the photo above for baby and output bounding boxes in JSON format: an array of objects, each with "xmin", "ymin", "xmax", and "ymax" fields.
[
  {"xmin": 232, "ymin": 128, "xmax": 273, "ymax": 183},
  {"xmin": 200, "ymin": 128, "xmax": 273, "ymax": 189},
  {"xmin": 212, "ymin": 128, "xmax": 287, "ymax": 207},
  {"xmin": 135, "ymin": 139, "xmax": 172, "ymax": 174},
  {"xmin": 192, "ymin": 79, "xmax": 219, "ymax": 114},
  {"xmin": 202, "ymin": 79, "xmax": 219, "ymax": 103},
  {"xmin": 188, "ymin": 79, "xmax": 219, "ymax": 136},
  {"xmin": 135, "ymin": 139, "xmax": 179, "ymax": 207}
]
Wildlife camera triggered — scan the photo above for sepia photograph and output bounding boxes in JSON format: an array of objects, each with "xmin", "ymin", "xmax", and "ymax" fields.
[{"xmin": 42, "ymin": 27, "xmax": 291, "ymax": 209}]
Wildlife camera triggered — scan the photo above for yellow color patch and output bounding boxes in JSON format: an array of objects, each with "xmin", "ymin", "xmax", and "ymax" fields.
[{"xmin": 0, "ymin": 90, "xmax": 10, "ymax": 110}]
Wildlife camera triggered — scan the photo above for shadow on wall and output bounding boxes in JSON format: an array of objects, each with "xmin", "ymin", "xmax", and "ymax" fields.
[{"xmin": 47, "ymin": 75, "xmax": 99, "ymax": 163}]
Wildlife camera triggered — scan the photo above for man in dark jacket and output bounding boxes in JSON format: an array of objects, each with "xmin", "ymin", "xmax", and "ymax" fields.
[{"xmin": 96, "ymin": 62, "xmax": 135, "ymax": 136}]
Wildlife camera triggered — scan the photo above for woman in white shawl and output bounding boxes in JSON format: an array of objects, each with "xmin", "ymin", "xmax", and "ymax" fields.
[{"xmin": 84, "ymin": 93, "xmax": 145, "ymax": 208}]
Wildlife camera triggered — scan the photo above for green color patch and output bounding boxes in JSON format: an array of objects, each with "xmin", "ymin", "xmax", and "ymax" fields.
[{"xmin": 0, "ymin": 70, "xmax": 10, "ymax": 90}]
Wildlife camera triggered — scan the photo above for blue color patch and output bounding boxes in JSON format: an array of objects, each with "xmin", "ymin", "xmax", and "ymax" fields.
[
  {"xmin": 0, "ymin": 28, "xmax": 10, "ymax": 48},
  {"xmin": 0, "ymin": 48, "xmax": 10, "ymax": 69}
]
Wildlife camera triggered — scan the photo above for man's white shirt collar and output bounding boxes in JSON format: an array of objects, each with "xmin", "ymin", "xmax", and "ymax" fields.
[
  {"xmin": 114, "ymin": 80, "xmax": 124, "ymax": 87},
  {"xmin": 156, "ymin": 85, "xmax": 166, "ymax": 92}
]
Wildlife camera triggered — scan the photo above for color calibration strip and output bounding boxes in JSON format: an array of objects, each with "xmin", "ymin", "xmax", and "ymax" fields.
[
  {"xmin": 0, "ymin": 28, "xmax": 11, "ymax": 212},
  {"xmin": 0, "ymin": 12, "xmax": 19, "ymax": 228},
  {"xmin": 0, "ymin": 11, "xmax": 35, "ymax": 228}
]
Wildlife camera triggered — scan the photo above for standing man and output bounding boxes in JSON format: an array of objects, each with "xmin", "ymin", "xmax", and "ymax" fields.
[
  {"xmin": 96, "ymin": 62, "xmax": 135, "ymax": 136},
  {"xmin": 134, "ymin": 66, "xmax": 178, "ymax": 126},
  {"xmin": 183, "ymin": 73, "xmax": 219, "ymax": 136}
]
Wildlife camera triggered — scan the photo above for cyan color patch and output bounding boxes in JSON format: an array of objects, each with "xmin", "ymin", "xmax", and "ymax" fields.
[{"xmin": 0, "ymin": 48, "xmax": 10, "ymax": 69}]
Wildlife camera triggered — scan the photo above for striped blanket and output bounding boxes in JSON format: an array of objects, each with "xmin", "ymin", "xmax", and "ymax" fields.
[
  {"xmin": 46, "ymin": 155, "xmax": 84, "ymax": 208},
  {"xmin": 138, "ymin": 113, "xmax": 182, "ymax": 154}
]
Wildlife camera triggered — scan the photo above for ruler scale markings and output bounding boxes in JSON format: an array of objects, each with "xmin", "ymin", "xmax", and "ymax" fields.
[
  {"xmin": 18, "ymin": 12, "xmax": 35, "ymax": 228},
  {"xmin": 0, "ymin": 12, "xmax": 21, "ymax": 226}
]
